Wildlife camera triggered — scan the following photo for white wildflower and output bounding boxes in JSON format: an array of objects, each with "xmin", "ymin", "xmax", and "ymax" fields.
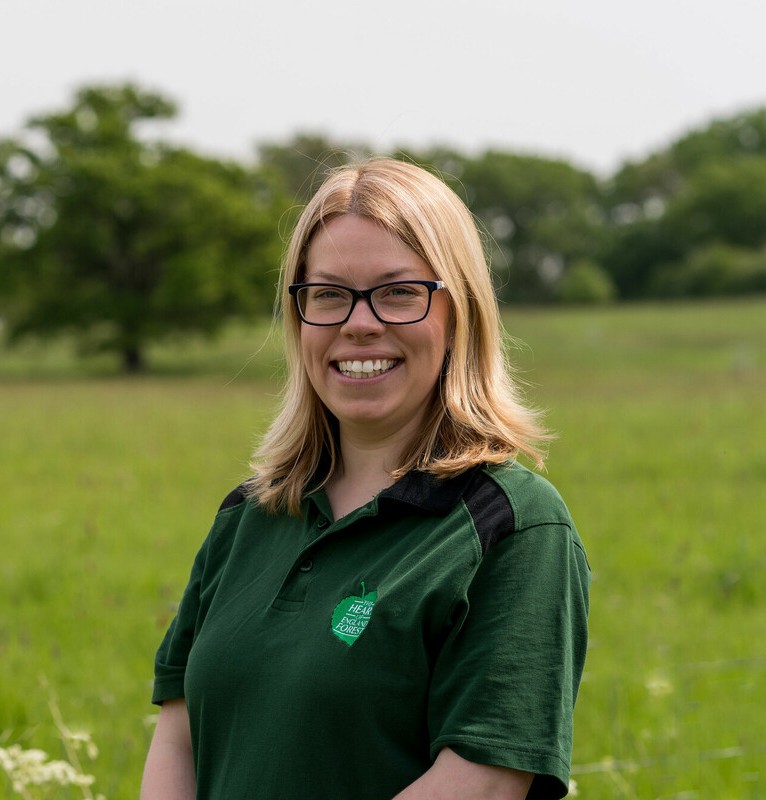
[
  {"xmin": 645, "ymin": 671, "xmax": 674, "ymax": 697},
  {"xmin": 0, "ymin": 743, "xmax": 95, "ymax": 791},
  {"xmin": 64, "ymin": 730, "xmax": 99, "ymax": 760}
]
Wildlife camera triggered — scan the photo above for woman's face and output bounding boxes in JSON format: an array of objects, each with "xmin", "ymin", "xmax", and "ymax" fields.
[{"xmin": 300, "ymin": 214, "xmax": 451, "ymax": 445}]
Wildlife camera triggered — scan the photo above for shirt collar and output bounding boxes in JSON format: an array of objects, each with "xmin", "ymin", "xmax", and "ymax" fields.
[
  {"xmin": 303, "ymin": 464, "xmax": 485, "ymax": 520},
  {"xmin": 378, "ymin": 465, "xmax": 484, "ymax": 515}
]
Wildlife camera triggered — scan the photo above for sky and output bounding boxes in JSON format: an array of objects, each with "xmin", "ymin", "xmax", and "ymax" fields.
[{"xmin": 3, "ymin": 0, "xmax": 766, "ymax": 176}]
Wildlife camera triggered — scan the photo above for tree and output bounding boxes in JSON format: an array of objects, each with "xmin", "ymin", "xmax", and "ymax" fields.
[
  {"xmin": 0, "ymin": 84, "xmax": 286, "ymax": 372},
  {"xmin": 599, "ymin": 107, "xmax": 766, "ymax": 298},
  {"xmin": 598, "ymin": 218, "xmax": 682, "ymax": 298},
  {"xmin": 661, "ymin": 156, "xmax": 766, "ymax": 251},
  {"xmin": 257, "ymin": 132, "xmax": 373, "ymax": 202},
  {"xmin": 453, "ymin": 151, "xmax": 604, "ymax": 302},
  {"xmin": 603, "ymin": 108, "xmax": 766, "ymax": 219}
]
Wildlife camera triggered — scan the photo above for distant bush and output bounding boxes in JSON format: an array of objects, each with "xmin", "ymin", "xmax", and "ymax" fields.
[
  {"xmin": 556, "ymin": 259, "xmax": 617, "ymax": 304},
  {"xmin": 650, "ymin": 243, "xmax": 766, "ymax": 297}
]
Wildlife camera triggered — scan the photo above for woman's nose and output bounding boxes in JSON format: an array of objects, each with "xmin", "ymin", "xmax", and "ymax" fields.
[{"xmin": 340, "ymin": 297, "xmax": 386, "ymax": 335}]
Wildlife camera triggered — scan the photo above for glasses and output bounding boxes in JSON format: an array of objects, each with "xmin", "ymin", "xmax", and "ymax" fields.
[{"xmin": 288, "ymin": 280, "xmax": 445, "ymax": 326}]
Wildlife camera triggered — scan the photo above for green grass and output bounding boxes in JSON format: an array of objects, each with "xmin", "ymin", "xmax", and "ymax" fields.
[{"xmin": 2, "ymin": 299, "xmax": 765, "ymax": 799}]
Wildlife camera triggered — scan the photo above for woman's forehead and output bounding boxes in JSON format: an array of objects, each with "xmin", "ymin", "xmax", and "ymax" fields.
[{"xmin": 303, "ymin": 215, "xmax": 435, "ymax": 284}]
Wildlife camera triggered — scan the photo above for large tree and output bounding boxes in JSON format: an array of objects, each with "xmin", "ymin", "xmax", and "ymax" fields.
[
  {"xmin": 599, "ymin": 108, "xmax": 766, "ymax": 297},
  {"xmin": 0, "ymin": 84, "xmax": 286, "ymax": 371}
]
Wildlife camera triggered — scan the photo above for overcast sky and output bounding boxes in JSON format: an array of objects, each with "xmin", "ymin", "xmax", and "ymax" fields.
[{"xmin": 3, "ymin": 0, "xmax": 766, "ymax": 175}]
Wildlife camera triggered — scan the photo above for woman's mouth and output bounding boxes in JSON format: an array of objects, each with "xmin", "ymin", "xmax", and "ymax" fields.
[{"xmin": 335, "ymin": 359, "xmax": 399, "ymax": 379}]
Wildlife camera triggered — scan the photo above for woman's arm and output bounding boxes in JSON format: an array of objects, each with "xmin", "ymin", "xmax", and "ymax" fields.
[
  {"xmin": 140, "ymin": 698, "xmax": 196, "ymax": 800},
  {"xmin": 393, "ymin": 747, "xmax": 533, "ymax": 800}
]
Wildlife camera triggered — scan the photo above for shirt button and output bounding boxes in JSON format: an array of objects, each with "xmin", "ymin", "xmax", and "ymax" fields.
[
  {"xmin": 299, "ymin": 559, "xmax": 314, "ymax": 573},
  {"xmin": 317, "ymin": 517, "xmax": 329, "ymax": 529}
]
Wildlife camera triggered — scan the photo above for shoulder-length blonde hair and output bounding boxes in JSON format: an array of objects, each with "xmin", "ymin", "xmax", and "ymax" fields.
[{"xmin": 248, "ymin": 158, "xmax": 547, "ymax": 515}]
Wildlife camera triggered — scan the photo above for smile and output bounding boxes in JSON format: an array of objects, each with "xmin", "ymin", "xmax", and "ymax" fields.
[{"xmin": 335, "ymin": 359, "xmax": 399, "ymax": 379}]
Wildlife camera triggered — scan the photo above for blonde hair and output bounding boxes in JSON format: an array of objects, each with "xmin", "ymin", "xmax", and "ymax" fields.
[{"xmin": 248, "ymin": 158, "xmax": 547, "ymax": 515}]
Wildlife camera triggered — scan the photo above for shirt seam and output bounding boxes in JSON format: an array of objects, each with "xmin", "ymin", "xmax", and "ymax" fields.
[
  {"xmin": 215, "ymin": 501, "xmax": 247, "ymax": 517},
  {"xmin": 513, "ymin": 520, "xmax": 574, "ymax": 538},
  {"xmin": 437, "ymin": 506, "xmax": 483, "ymax": 637}
]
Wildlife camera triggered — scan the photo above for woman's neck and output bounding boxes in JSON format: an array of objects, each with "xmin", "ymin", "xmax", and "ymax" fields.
[{"xmin": 325, "ymin": 428, "xmax": 410, "ymax": 520}]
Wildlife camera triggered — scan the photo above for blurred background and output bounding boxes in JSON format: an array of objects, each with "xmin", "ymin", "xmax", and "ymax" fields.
[{"xmin": 1, "ymin": 1, "xmax": 764, "ymax": 798}]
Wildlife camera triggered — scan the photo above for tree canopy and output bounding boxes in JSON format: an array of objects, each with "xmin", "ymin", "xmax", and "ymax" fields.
[
  {"xmin": 599, "ymin": 108, "xmax": 766, "ymax": 298},
  {"xmin": 0, "ymin": 84, "xmax": 286, "ymax": 371}
]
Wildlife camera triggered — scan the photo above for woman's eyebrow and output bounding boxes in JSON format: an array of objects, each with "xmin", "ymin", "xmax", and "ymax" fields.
[{"xmin": 303, "ymin": 268, "xmax": 423, "ymax": 283}]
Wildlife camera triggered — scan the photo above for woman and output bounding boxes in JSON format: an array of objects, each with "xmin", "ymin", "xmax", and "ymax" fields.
[{"xmin": 141, "ymin": 159, "xmax": 589, "ymax": 800}]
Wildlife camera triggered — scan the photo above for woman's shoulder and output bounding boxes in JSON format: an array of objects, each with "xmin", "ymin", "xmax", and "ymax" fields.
[
  {"xmin": 217, "ymin": 482, "xmax": 250, "ymax": 513},
  {"xmin": 480, "ymin": 459, "xmax": 574, "ymax": 531},
  {"xmin": 204, "ymin": 481, "xmax": 257, "ymax": 553}
]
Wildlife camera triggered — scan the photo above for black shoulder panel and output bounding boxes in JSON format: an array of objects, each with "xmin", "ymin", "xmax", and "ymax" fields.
[
  {"xmin": 463, "ymin": 470, "xmax": 516, "ymax": 554},
  {"xmin": 218, "ymin": 483, "xmax": 248, "ymax": 512}
]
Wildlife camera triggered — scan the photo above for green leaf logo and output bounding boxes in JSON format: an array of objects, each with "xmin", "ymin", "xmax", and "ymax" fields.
[{"xmin": 331, "ymin": 581, "xmax": 377, "ymax": 647}]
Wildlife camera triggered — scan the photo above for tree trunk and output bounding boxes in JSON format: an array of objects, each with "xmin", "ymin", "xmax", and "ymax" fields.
[{"xmin": 122, "ymin": 345, "xmax": 144, "ymax": 373}]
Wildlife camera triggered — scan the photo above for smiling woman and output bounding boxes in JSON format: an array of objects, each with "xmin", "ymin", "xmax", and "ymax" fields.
[
  {"xmin": 141, "ymin": 159, "xmax": 590, "ymax": 800},
  {"xmin": 252, "ymin": 159, "xmax": 553, "ymax": 516}
]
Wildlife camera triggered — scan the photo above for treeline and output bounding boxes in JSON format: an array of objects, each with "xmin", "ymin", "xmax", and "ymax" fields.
[{"xmin": 1, "ymin": 83, "xmax": 765, "ymax": 370}]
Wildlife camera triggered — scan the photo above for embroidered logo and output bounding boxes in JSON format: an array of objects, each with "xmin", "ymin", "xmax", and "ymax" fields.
[{"xmin": 331, "ymin": 581, "xmax": 377, "ymax": 647}]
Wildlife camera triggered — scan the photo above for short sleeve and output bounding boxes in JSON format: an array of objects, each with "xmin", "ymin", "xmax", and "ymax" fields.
[
  {"xmin": 427, "ymin": 521, "xmax": 590, "ymax": 799},
  {"xmin": 151, "ymin": 489, "xmax": 248, "ymax": 705},
  {"xmin": 151, "ymin": 535, "xmax": 210, "ymax": 705}
]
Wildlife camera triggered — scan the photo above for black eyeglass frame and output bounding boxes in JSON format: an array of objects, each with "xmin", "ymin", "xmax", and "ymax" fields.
[{"xmin": 288, "ymin": 280, "xmax": 446, "ymax": 326}]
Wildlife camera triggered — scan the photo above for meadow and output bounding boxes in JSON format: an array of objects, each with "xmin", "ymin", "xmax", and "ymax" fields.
[{"xmin": 1, "ymin": 299, "xmax": 765, "ymax": 799}]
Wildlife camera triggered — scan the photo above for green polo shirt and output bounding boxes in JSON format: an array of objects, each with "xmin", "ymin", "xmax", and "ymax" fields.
[{"xmin": 152, "ymin": 461, "xmax": 589, "ymax": 799}]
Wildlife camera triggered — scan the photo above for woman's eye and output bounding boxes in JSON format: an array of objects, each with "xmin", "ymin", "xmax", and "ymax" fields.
[
  {"xmin": 313, "ymin": 288, "xmax": 345, "ymax": 301},
  {"xmin": 381, "ymin": 284, "xmax": 417, "ymax": 298}
]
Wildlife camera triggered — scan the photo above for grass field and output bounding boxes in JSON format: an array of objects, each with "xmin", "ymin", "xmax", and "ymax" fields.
[{"xmin": 2, "ymin": 299, "xmax": 765, "ymax": 799}]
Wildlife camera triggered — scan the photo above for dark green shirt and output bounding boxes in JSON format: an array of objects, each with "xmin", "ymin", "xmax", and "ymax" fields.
[{"xmin": 153, "ymin": 461, "xmax": 589, "ymax": 799}]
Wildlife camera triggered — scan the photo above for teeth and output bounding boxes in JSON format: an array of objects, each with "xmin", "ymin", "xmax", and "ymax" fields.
[{"xmin": 337, "ymin": 359, "xmax": 398, "ymax": 378}]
